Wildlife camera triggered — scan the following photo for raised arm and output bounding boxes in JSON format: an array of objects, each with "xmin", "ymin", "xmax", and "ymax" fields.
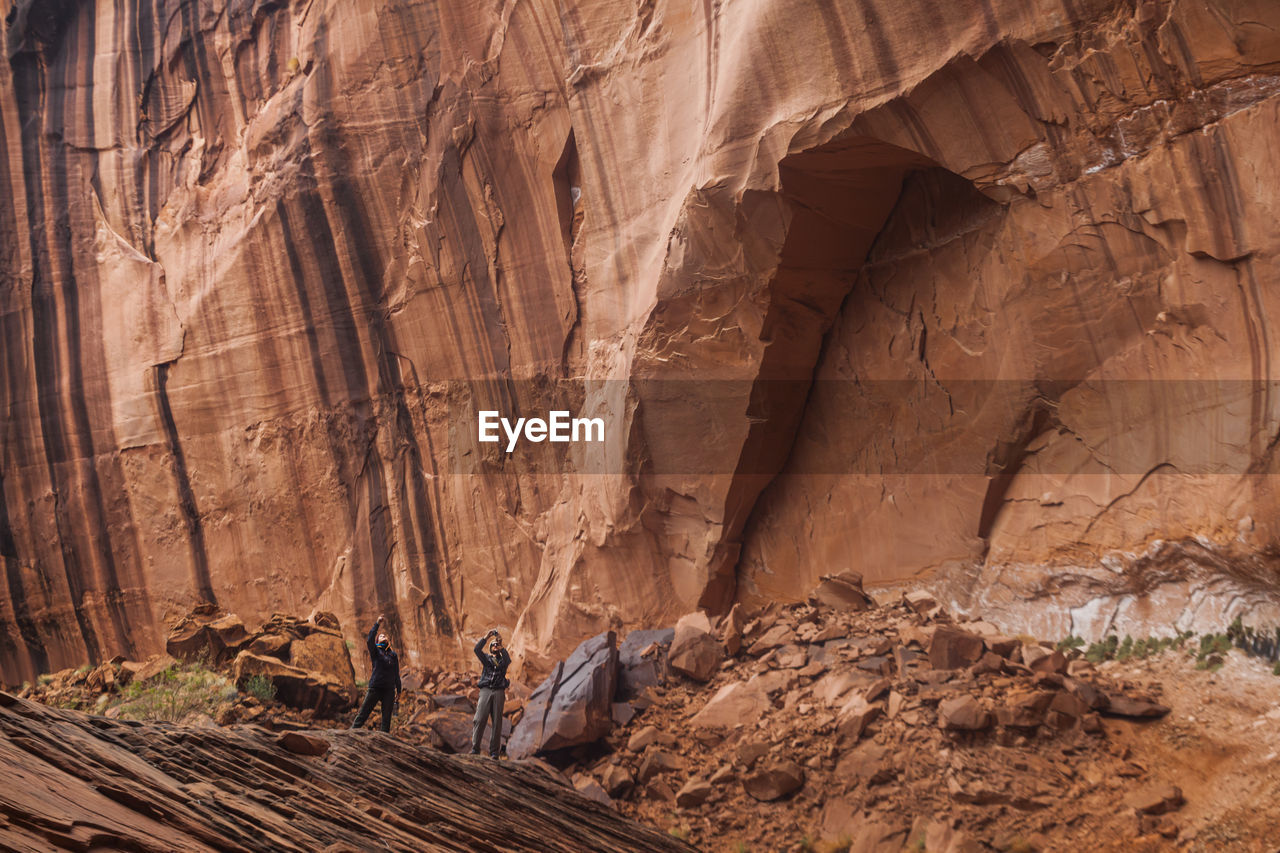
[
  {"xmin": 474, "ymin": 632, "xmax": 490, "ymax": 662},
  {"xmin": 367, "ymin": 615, "xmax": 384, "ymax": 654}
]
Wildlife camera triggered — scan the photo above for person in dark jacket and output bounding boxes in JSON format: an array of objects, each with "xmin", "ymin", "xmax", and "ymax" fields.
[
  {"xmin": 351, "ymin": 614, "xmax": 401, "ymax": 733},
  {"xmin": 470, "ymin": 629, "xmax": 511, "ymax": 757}
]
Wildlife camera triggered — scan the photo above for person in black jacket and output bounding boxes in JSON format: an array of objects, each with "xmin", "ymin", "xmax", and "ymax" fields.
[
  {"xmin": 351, "ymin": 614, "xmax": 401, "ymax": 733},
  {"xmin": 470, "ymin": 629, "xmax": 511, "ymax": 757}
]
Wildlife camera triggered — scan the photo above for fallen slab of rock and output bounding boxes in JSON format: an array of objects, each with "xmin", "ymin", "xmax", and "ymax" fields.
[
  {"xmin": 507, "ymin": 631, "xmax": 619, "ymax": 759},
  {"xmin": 667, "ymin": 612, "xmax": 723, "ymax": 682}
]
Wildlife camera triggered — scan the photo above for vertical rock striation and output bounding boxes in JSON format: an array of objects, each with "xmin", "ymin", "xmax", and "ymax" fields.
[{"xmin": 2, "ymin": 0, "xmax": 1280, "ymax": 683}]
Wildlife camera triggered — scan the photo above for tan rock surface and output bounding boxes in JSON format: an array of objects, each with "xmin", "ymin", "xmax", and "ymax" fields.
[{"xmin": 3, "ymin": 0, "xmax": 1280, "ymax": 688}]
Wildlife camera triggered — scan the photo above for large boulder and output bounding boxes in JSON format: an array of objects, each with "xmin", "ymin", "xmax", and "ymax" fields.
[
  {"xmin": 668, "ymin": 612, "xmax": 723, "ymax": 682},
  {"xmin": 617, "ymin": 628, "xmax": 674, "ymax": 698},
  {"xmin": 506, "ymin": 631, "xmax": 619, "ymax": 759},
  {"xmin": 290, "ymin": 631, "xmax": 357, "ymax": 694},
  {"xmin": 927, "ymin": 626, "xmax": 986, "ymax": 671},
  {"xmin": 808, "ymin": 571, "xmax": 874, "ymax": 611},
  {"xmin": 166, "ymin": 608, "xmax": 253, "ymax": 665},
  {"xmin": 232, "ymin": 652, "xmax": 353, "ymax": 714}
]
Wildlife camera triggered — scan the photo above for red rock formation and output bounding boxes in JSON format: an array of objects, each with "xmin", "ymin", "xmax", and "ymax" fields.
[
  {"xmin": 0, "ymin": 691, "xmax": 692, "ymax": 852},
  {"xmin": 3, "ymin": 0, "xmax": 1280, "ymax": 684}
]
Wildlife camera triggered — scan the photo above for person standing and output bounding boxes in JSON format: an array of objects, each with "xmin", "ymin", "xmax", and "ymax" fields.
[
  {"xmin": 470, "ymin": 629, "xmax": 511, "ymax": 757},
  {"xmin": 351, "ymin": 614, "xmax": 401, "ymax": 733}
]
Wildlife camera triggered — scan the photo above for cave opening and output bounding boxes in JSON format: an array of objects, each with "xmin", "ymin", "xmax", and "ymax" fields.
[{"xmin": 707, "ymin": 136, "xmax": 1001, "ymax": 610}]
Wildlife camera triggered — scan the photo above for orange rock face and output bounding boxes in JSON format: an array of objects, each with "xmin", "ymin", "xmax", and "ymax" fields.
[{"xmin": 3, "ymin": 0, "xmax": 1280, "ymax": 682}]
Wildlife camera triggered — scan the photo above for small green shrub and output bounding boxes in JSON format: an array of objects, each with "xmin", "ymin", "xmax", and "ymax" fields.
[
  {"xmin": 1056, "ymin": 635, "xmax": 1085, "ymax": 652},
  {"xmin": 244, "ymin": 674, "xmax": 277, "ymax": 703}
]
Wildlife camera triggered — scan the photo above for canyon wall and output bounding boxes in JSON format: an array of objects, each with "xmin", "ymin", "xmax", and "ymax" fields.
[{"xmin": 3, "ymin": 0, "xmax": 1280, "ymax": 683}]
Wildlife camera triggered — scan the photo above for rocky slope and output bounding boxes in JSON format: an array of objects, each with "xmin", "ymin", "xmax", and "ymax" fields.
[
  {"xmin": 4, "ymin": 0, "xmax": 1280, "ymax": 684},
  {"xmin": 14, "ymin": 590, "xmax": 1280, "ymax": 850},
  {"xmin": 0, "ymin": 689, "xmax": 694, "ymax": 852}
]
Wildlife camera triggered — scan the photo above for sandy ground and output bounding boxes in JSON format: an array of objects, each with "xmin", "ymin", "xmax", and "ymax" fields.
[{"xmin": 1097, "ymin": 651, "xmax": 1280, "ymax": 852}]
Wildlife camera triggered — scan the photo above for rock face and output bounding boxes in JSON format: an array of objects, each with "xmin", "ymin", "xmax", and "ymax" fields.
[
  {"xmin": 0, "ymin": 691, "xmax": 693, "ymax": 852},
  {"xmin": 3, "ymin": 0, "xmax": 1280, "ymax": 683}
]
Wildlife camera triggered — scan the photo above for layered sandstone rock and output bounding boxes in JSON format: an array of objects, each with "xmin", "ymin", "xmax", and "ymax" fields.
[
  {"xmin": 0, "ymin": 692, "xmax": 692, "ymax": 852},
  {"xmin": 3, "ymin": 0, "xmax": 1280, "ymax": 684}
]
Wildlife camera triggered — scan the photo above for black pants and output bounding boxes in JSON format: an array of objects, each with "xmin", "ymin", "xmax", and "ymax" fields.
[{"xmin": 352, "ymin": 684, "xmax": 396, "ymax": 732}]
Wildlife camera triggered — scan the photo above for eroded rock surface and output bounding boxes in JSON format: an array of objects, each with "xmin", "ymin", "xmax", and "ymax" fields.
[
  {"xmin": 3, "ymin": 0, "xmax": 1280, "ymax": 685},
  {"xmin": 0, "ymin": 692, "xmax": 693, "ymax": 852}
]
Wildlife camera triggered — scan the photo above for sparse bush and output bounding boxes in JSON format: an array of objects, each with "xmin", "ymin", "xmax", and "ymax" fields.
[
  {"xmin": 244, "ymin": 674, "xmax": 277, "ymax": 703},
  {"xmin": 108, "ymin": 663, "xmax": 236, "ymax": 722}
]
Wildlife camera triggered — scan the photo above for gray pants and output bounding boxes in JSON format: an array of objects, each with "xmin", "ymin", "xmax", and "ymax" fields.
[{"xmin": 471, "ymin": 687, "xmax": 505, "ymax": 756}]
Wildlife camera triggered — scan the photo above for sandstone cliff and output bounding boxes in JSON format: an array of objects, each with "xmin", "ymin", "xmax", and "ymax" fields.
[{"xmin": 3, "ymin": 0, "xmax": 1280, "ymax": 683}]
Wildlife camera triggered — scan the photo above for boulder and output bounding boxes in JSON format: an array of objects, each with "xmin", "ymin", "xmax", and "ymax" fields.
[
  {"xmin": 232, "ymin": 651, "xmax": 352, "ymax": 714},
  {"xmin": 167, "ymin": 611, "xmax": 252, "ymax": 665},
  {"xmin": 747, "ymin": 624, "xmax": 796, "ymax": 656},
  {"xmin": 902, "ymin": 590, "xmax": 937, "ymax": 614},
  {"xmin": 742, "ymin": 759, "xmax": 805, "ymax": 801},
  {"xmin": 290, "ymin": 631, "xmax": 357, "ymax": 694},
  {"xmin": 276, "ymin": 732, "xmax": 330, "ymax": 756},
  {"xmin": 1045, "ymin": 692, "xmax": 1089, "ymax": 729},
  {"xmin": 690, "ymin": 682, "xmax": 771, "ymax": 729},
  {"xmin": 995, "ymin": 691, "xmax": 1056, "ymax": 729},
  {"xmin": 734, "ymin": 740, "xmax": 771, "ymax": 769},
  {"xmin": 308, "ymin": 610, "xmax": 342, "ymax": 632},
  {"xmin": 627, "ymin": 725, "xmax": 676, "ymax": 753},
  {"xmin": 1102, "ymin": 694, "xmax": 1171, "ymax": 718},
  {"xmin": 602, "ymin": 764, "xmax": 634, "ymax": 797},
  {"xmin": 572, "ymin": 776, "xmax": 614, "ymax": 808},
  {"xmin": 85, "ymin": 662, "xmax": 116, "ymax": 693},
  {"xmin": 431, "ymin": 694, "xmax": 475, "ymax": 714},
  {"xmin": 836, "ymin": 695, "xmax": 883, "ymax": 741},
  {"xmin": 611, "ymin": 702, "xmax": 636, "ymax": 726},
  {"xmin": 129, "ymin": 654, "xmax": 178, "ymax": 684},
  {"xmin": 928, "ymin": 627, "xmax": 986, "ymax": 670},
  {"xmin": 1125, "ymin": 784, "xmax": 1184, "ymax": 815},
  {"xmin": 506, "ymin": 631, "xmax": 618, "ymax": 759},
  {"xmin": 772, "ymin": 645, "xmax": 808, "ymax": 669},
  {"xmin": 938, "ymin": 695, "xmax": 992, "ymax": 731},
  {"xmin": 636, "ymin": 749, "xmax": 686, "ymax": 784},
  {"xmin": 617, "ymin": 628, "xmax": 674, "ymax": 697},
  {"xmin": 1022, "ymin": 645, "xmax": 1067, "ymax": 674},
  {"xmin": 719, "ymin": 604, "xmax": 746, "ymax": 656},
  {"xmin": 248, "ymin": 634, "xmax": 292, "ymax": 658},
  {"xmin": 969, "ymin": 651, "xmax": 1005, "ymax": 675},
  {"xmin": 668, "ymin": 612, "xmax": 723, "ymax": 682},
  {"xmin": 675, "ymin": 777, "xmax": 713, "ymax": 808},
  {"xmin": 424, "ymin": 711, "xmax": 475, "ymax": 753},
  {"xmin": 808, "ymin": 571, "xmax": 874, "ymax": 611}
]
